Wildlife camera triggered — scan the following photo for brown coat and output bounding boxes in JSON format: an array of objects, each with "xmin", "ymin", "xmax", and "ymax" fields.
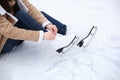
[{"xmin": 0, "ymin": 0, "xmax": 48, "ymax": 53}]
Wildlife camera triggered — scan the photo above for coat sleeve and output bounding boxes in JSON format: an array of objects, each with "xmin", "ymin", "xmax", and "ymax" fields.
[
  {"xmin": 0, "ymin": 15, "xmax": 40, "ymax": 41},
  {"xmin": 22, "ymin": 0, "xmax": 48, "ymax": 25}
]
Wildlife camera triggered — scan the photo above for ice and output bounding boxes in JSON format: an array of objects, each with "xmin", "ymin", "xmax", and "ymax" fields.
[{"xmin": 0, "ymin": 0, "xmax": 120, "ymax": 80}]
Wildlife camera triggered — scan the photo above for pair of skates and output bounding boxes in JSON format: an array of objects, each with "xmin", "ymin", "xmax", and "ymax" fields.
[{"xmin": 50, "ymin": 26, "xmax": 98, "ymax": 54}]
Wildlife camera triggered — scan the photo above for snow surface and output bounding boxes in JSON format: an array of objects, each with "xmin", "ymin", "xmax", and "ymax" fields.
[{"xmin": 0, "ymin": 0, "xmax": 120, "ymax": 80}]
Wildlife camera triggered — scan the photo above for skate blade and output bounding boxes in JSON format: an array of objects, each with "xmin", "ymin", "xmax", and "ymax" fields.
[
  {"xmin": 82, "ymin": 26, "xmax": 98, "ymax": 48},
  {"xmin": 90, "ymin": 26, "xmax": 98, "ymax": 35},
  {"xmin": 62, "ymin": 36, "xmax": 79, "ymax": 54},
  {"xmin": 57, "ymin": 36, "xmax": 79, "ymax": 54}
]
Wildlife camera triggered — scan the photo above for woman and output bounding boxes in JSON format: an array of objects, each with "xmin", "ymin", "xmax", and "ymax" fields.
[{"xmin": 0, "ymin": 0, "xmax": 77, "ymax": 54}]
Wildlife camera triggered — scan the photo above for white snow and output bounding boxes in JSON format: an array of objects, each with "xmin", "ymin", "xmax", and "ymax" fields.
[{"xmin": 0, "ymin": 0, "xmax": 120, "ymax": 80}]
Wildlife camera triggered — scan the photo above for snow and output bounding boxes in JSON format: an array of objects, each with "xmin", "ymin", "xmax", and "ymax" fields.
[{"xmin": 0, "ymin": 0, "xmax": 120, "ymax": 80}]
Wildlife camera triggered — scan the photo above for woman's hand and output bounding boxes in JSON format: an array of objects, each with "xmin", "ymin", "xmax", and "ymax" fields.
[
  {"xmin": 46, "ymin": 24, "xmax": 58, "ymax": 35},
  {"xmin": 43, "ymin": 32, "xmax": 56, "ymax": 40}
]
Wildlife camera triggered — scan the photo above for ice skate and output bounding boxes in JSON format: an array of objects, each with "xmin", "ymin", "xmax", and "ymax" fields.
[
  {"xmin": 49, "ymin": 34, "xmax": 79, "ymax": 54},
  {"xmin": 77, "ymin": 26, "xmax": 98, "ymax": 48}
]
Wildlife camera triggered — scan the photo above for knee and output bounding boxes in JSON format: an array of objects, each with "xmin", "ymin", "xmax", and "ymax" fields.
[
  {"xmin": 41, "ymin": 11, "xmax": 48, "ymax": 17},
  {"xmin": 41, "ymin": 11, "xmax": 45, "ymax": 15}
]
